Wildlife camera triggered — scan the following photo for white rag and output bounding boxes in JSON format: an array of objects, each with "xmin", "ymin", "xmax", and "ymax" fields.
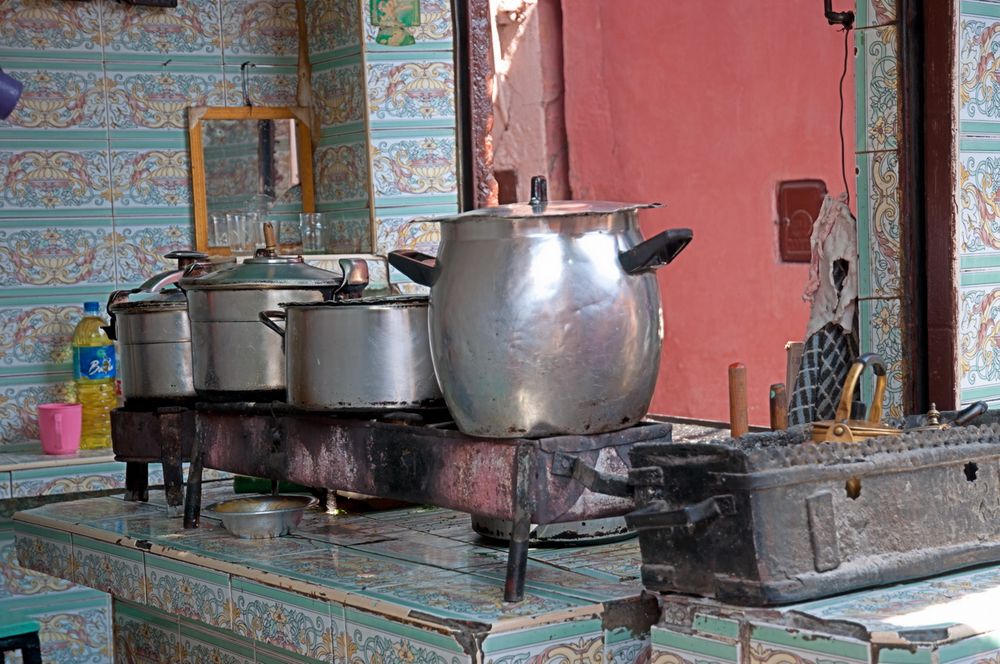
[{"xmin": 803, "ymin": 193, "xmax": 858, "ymax": 338}]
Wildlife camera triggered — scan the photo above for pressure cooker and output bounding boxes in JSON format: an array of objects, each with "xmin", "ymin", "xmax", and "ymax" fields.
[{"xmin": 389, "ymin": 176, "xmax": 692, "ymax": 438}]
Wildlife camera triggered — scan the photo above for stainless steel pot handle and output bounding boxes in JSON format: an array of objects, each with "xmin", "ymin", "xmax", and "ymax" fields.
[
  {"xmin": 625, "ymin": 495, "xmax": 735, "ymax": 534},
  {"xmin": 619, "ymin": 228, "xmax": 693, "ymax": 274},
  {"xmin": 259, "ymin": 310, "xmax": 287, "ymax": 339},
  {"xmin": 388, "ymin": 250, "xmax": 438, "ymax": 287}
]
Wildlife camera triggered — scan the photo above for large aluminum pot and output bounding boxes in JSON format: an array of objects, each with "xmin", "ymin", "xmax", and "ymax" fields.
[
  {"xmin": 106, "ymin": 251, "xmax": 232, "ymax": 403},
  {"xmin": 179, "ymin": 227, "xmax": 368, "ymax": 400},
  {"xmin": 259, "ymin": 295, "xmax": 443, "ymax": 411},
  {"xmin": 389, "ymin": 176, "xmax": 692, "ymax": 438}
]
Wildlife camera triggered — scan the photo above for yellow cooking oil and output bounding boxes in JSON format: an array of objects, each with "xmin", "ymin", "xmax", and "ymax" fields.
[{"xmin": 72, "ymin": 301, "xmax": 117, "ymax": 449}]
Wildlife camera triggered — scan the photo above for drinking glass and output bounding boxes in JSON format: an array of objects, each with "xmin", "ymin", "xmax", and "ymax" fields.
[
  {"xmin": 299, "ymin": 213, "xmax": 325, "ymax": 253},
  {"xmin": 209, "ymin": 213, "xmax": 228, "ymax": 248}
]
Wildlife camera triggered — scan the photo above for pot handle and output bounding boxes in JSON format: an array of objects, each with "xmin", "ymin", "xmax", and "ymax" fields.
[
  {"xmin": 259, "ymin": 310, "xmax": 286, "ymax": 339},
  {"xmin": 619, "ymin": 228, "xmax": 693, "ymax": 274},
  {"xmin": 102, "ymin": 288, "xmax": 137, "ymax": 341},
  {"xmin": 624, "ymin": 495, "xmax": 735, "ymax": 534},
  {"xmin": 388, "ymin": 250, "xmax": 439, "ymax": 287}
]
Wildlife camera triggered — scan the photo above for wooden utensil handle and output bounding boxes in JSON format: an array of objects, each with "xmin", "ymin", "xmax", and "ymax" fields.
[
  {"xmin": 769, "ymin": 383, "xmax": 788, "ymax": 430},
  {"xmin": 263, "ymin": 221, "xmax": 277, "ymax": 251},
  {"xmin": 729, "ymin": 363, "xmax": 748, "ymax": 438}
]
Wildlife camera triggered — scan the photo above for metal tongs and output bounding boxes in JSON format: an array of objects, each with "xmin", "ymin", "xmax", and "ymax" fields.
[{"xmin": 903, "ymin": 401, "xmax": 989, "ymax": 433}]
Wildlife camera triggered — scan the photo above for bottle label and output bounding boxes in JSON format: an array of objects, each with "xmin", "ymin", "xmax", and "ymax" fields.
[{"xmin": 74, "ymin": 346, "xmax": 116, "ymax": 381}]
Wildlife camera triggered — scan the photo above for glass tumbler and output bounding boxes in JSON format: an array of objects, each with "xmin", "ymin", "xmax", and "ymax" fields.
[
  {"xmin": 209, "ymin": 213, "xmax": 228, "ymax": 248},
  {"xmin": 299, "ymin": 213, "xmax": 325, "ymax": 253}
]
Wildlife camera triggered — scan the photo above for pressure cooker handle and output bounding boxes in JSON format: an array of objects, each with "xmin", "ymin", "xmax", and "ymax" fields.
[
  {"xmin": 619, "ymin": 228, "xmax": 693, "ymax": 274},
  {"xmin": 259, "ymin": 310, "xmax": 286, "ymax": 339},
  {"xmin": 388, "ymin": 250, "xmax": 439, "ymax": 287},
  {"xmin": 102, "ymin": 289, "xmax": 138, "ymax": 341}
]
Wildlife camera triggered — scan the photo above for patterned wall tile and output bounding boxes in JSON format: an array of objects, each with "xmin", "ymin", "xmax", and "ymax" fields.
[
  {"xmin": 0, "ymin": 0, "xmax": 102, "ymax": 59},
  {"xmin": 145, "ymin": 554, "xmax": 232, "ymax": 629},
  {"xmin": 114, "ymin": 600, "xmax": 180, "ymax": 664},
  {"xmin": 14, "ymin": 522, "xmax": 74, "ymax": 580},
  {"xmin": 113, "ymin": 218, "xmax": 195, "ymax": 286},
  {"xmin": 959, "ymin": 144, "xmax": 1000, "ymax": 262},
  {"xmin": 0, "ymin": 221, "xmax": 116, "ymax": 289},
  {"xmin": 374, "ymin": 206, "xmax": 451, "ymax": 276},
  {"xmin": 109, "ymin": 145, "xmax": 192, "ymax": 214},
  {"xmin": 0, "ymin": 143, "xmax": 112, "ymax": 217},
  {"xmin": 72, "ymin": 534, "xmax": 145, "ymax": 603},
  {"xmin": 223, "ymin": 64, "xmax": 298, "ymax": 106},
  {"xmin": 370, "ymin": 130, "xmax": 457, "ymax": 207},
  {"xmin": 101, "ymin": 0, "xmax": 224, "ymax": 61},
  {"xmin": 650, "ymin": 626, "xmax": 738, "ymax": 664},
  {"xmin": 231, "ymin": 578, "xmax": 340, "ymax": 660},
  {"xmin": 25, "ymin": 595, "xmax": 113, "ymax": 664},
  {"xmin": 856, "ymin": 26, "xmax": 898, "ymax": 152},
  {"xmin": 315, "ymin": 133, "xmax": 371, "ymax": 209},
  {"xmin": 0, "ymin": 300, "xmax": 85, "ymax": 373},
  {"xmin": 961, "ymin": 4, "xmax": 1000, "ymax": 132},
  {"xmin": 221, "ymin": 0, "xmax": 299, "ymax": 64},
  {"xmin": 482, "ymin": 619, "xmax": 604, "ymax": 664},
  {"xmin": 0, "ymin": 533, "xmax": 74, "ymax": 598},
  {"xmin": 366, "ymin": 54, "xmax": 455, "ymax": 129},
  {"xmin": 959, "ymin": 272, "xmax": 1000, "ymax": 401},
  {"xmin": 11, "ymin": 462, "xmax": 129, "ymax": 497},
  {"xmin": 0, "ymin": 61, "xmax": 107, "ymax": 136},
  {"xmin": 107, "ymin": 63, "xmax": 226, "ymax": 133},
  {"xmin": 305, "ymin": 0, "xmax": 362, "ymax": 61},
  {"xmin": 749, "ymin": 624, "xmax": 866, "ymax": 664},
  {"xmin": 0, "ymin": 375, "xmax": 73, "ymax": 445},
  {"xmin": 859, "ymin": 297, "xmax": 904, "ymax": 417},
  {"xmin": 343, "ymin": 606, "xmax": 471, "ymax": 664},
  {"xmin": 605, "ymin": 627, "xmax": 650, "ymax": 664},
  {"xmin": 857, "ymin": 150, "xmax": 901, "ymax": 297},
  {"xmin": 180, "ymin": 618, "xmax": 255, "ymax": 664},
  {"xmin": 857, "ymin": 0, "xmax": 896, "ymax": 27},
  {"xmin": 363, "ymin": 0, "xmax": 453, "ymax": 51},
  {"xmin": 312, "ymin": 56, "xmax": 365, "ymax": 134}
]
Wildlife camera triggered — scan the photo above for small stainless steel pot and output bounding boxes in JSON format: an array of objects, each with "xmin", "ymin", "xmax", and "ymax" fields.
[
  {"xmin": 179, "ymin": 224, "xmax": 368, "ymax": 400},
  {"xmin": 389, "ymin": 176, "xmax": 692, "ymax": 438},
  {"xmin": 106, "ymin": 251, "xmax": 232, "ymax": 402},
  {"xmin": 260, "ymin": 295, "xmax": 443, "ymax": 411}
]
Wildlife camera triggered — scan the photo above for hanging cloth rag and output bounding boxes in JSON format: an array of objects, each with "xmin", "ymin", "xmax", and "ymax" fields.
[{"xmin": 788, "ymin": 193, "xmax": 860, "ymax": 426}]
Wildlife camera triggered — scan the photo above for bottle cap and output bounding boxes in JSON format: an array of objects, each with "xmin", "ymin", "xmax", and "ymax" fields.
[{"xmin": 83, "ymin": 301, "xmax": 101, "ymax": 314}]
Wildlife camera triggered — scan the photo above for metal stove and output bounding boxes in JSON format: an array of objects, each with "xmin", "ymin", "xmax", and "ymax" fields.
[
  {"xmin": 110, "ymin": 402, "xmax": 196, "ymax": 514},
  {"xmin": 179, "ymin": 402, "xmax": 672, "ymax": 601}
]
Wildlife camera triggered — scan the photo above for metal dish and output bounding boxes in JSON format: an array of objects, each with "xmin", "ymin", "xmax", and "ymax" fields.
[{"xmin": 205, "ymin": 495, "xmax": 317, "ymax": 539}]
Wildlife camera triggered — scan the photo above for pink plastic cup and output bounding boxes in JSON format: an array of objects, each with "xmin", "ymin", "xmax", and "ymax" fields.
[{"xmin": 38, "ymin": 403, "xmax": 82, "ymax": 455}]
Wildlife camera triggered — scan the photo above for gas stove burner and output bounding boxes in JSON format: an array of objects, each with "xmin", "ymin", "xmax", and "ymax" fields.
[{"xmin": 471, "ymin": 515, "xmax": 634, "ymax": 547}]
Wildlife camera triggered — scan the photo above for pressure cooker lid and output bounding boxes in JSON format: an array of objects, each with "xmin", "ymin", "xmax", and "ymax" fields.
[
  {"xmin": 180, "ymin": 254, "xmax": 344, "ymax": 291},
  {"xmin": 285, "ymin": 294, "xmax": 428, "ymax": 308},
  {"xmin": 447, "ymin": 200, "xmax": 661, "ymax": 222},
  {"xmin": 108, "ymin": 287, "xmax": 188, "ymax": 313}
]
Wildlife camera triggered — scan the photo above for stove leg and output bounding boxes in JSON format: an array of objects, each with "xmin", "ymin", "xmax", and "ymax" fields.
[
  {"xmin": 159, "ymin": 410, "xmax": 185, "ymax": 517},
  {"xmin": 124, "ymin": 462, "xmax": 148, "ymax": 502},
  {"xmin": 183, "ymin": 434, "xmax": 203, "ymax": 529},
  {"xmin": 504, "ymin": 445, "xmax": 534, "ymax": 603}
]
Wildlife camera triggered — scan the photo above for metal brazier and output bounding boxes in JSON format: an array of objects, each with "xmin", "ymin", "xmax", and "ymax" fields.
[
  {"xmin": 389, "ymin": 177, "xmax": 692, "ymax": 438},
  {"xmin": 260, "ymin": 295, "xmax": 443, "ymax": 411}
]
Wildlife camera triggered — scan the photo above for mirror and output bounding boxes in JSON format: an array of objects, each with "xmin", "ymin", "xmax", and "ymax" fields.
[{"xmin": 189, "ymin": 106, "xmax": 315, "ymax": 254}]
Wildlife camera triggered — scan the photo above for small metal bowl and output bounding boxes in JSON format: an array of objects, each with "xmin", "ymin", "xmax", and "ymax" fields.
[{"xmin": 205, "ymin": 495, "xmax": 318, "ymax": 539}]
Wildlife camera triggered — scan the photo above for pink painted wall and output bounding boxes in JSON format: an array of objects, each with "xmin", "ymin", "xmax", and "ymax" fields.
[{"xmin": 561, "ymin": 1, "xmax": 857, "ymax": 425}]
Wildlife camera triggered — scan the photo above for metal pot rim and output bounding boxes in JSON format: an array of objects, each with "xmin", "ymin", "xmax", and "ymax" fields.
[{"xmin": 282, "ymin": 295, "xmax": 428, "ymax": 309}]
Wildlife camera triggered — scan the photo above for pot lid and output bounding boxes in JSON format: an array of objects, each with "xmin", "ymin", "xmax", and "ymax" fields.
[
  {"xmin": 180, "ymin": 254, "xmax": 344, "ymax": 291},
  {"xmin": 109, "ymin": 287, "xmax": 187, "ymax": 313},
  {"xmin": 286, "ymin": 294, "xmax": 428, "ymax": 308}
]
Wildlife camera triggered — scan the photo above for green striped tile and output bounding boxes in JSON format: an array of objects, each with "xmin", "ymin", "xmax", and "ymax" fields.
[{"xmin": 482, "ymin": 618, "xmax": 603, "ymax": 653}]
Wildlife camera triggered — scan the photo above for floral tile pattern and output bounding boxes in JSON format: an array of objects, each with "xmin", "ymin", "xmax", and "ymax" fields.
[
  {"xmin": 370, "ymin": 132, "xmax": 457, "ymax": 205},
  {"xmin": 113, "ymin": 219, "xmax": 194, "ymax": 285},
  {"xmin": 366, "ymin": 57, "xmax": 456, "ymax": 127},
  {"xmin": 858, "ymin": 0, "xmax": 896, "ymax": 27},
  {"xmin": 959, "ymin": 148, "xmax": 1000, "ymax": 258},
  {"xmin": 482, "ymin": 620, "xmax": 604, "ymax": 664},
  {"xmin": 0, "ymin": 146, "xmax": 112, "ymax": 215},
  {"xmin": 232, "ymin": 578, "xmax": 339, "ymax": 660},
  {"xmin": 858, "ymin": 150, "xmax": 901, "ymax": 297},
  {"xmin": 650, "ymin": 627, "xmax": 738, "ymax": 664},
  {"xmin": 0, "ymin": 222, "xmax": 116, "ymax": 289},
  {"xmin": 110, "ymin": 148, "xmax": 192, "ymax": 212},
  {"xmin": 312, "ymin": 58, "xmax": 366, "ymax": 131},
  {"xmin": 0, "ymin": 534, "xmax": 73, "ymax": 598},
  {"xmin": 749, "ymin": 625, "xmax": 866, "ymax": 664},
  {"xmin": 180, "ymin": 619, "xmax": 255, "ymax": 664},
  {"xmin": 959, "ymin": 277, "xmax": 1000, "ymax": 397},
  {"xmin": 0, "ymin": 376, "xmax": 73, "ymax": 445},
  {"xmin": 11, "ymin": 464, "xmax": 128, "ymax": 498},
  {"xmin": 315, "ymin": 136, "xmax": 371, "ymax": 208},
  {"xmin": 223, "ymin": 65, "xmax": 298, "ymax": 107},
  {"xmin": 29, "ymin": 599, "xmax": 113, "ymax": 664},
  {"xmin": 220, "ymin": 0, "xmax": 299, "ymax": 62},
  {"xmin": 0, "ymin": 301, "xmax": 82, "ymax": 371},
  {"xmin": 73, "ymin": 536, "xmax": 146, "ymax": 604},
  {"xmin": 961, "ymin": 7, "xmax": 1000, "ymax": 129},
  {"xmin": 0, "ymin": 62, "xmax": 107, "ymax": 134},
  {"xmin": 856, "ymin": 26, "xmax": 898, "ymax": 152},
  {"xmin": 102, "ymin": 0, "xmax": 224, "ymax": 60},
  {"xmin": 859, "ymin": 297, "xmax": 905, "ymax": 418},
  {"xmin": 14, "ymin": 523, "xmax": 74, "ymax": 580},
  {"xmin": 305, "ymin": 0, "xmax": 362, "ymax": 60},
  {"xmin": 145, "ymin": 554, "xmax": 233, "ymax": 629},
  {"xmin": 343, "ymin": 607, "xmax": 470, "ymax": 664},
  {"xmin": 106, "ymin": 65, "xmax": 227, "ymax": 131},
  {"xmin": 363, "ymin": 0, "xmax": 453, "ymax": 50},
  {"xmin": 114, "ymin": 600, "xmax": 180, "ymax": 664},
  {"xmin": 0, "ymin": 0, "xmax": 102, "ymax": 58}
]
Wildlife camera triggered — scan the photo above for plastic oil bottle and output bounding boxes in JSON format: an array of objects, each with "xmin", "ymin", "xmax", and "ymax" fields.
[{"xmin": 72, "ymin": 301, "xmax": 117, "ymax": 449}]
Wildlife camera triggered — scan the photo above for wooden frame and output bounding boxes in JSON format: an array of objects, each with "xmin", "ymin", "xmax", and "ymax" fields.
[{"xmin": 188, "ymin": 105, "xmax": 316, "ymax": 253}]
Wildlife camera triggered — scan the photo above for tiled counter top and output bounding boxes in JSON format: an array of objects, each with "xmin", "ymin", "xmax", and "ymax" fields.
[
  {"xmin": 14, "ymin": 484, "xmax": 657, "ymax": 663},
  {"xmin": 651, "ymin": 565, "xmax": 1000, "ymax": 664}
]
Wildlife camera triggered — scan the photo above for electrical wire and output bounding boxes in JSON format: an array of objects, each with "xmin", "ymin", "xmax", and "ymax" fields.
[{"xmin": 839, "ymin": 25, "xmax": 851, "ymax": 207}]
